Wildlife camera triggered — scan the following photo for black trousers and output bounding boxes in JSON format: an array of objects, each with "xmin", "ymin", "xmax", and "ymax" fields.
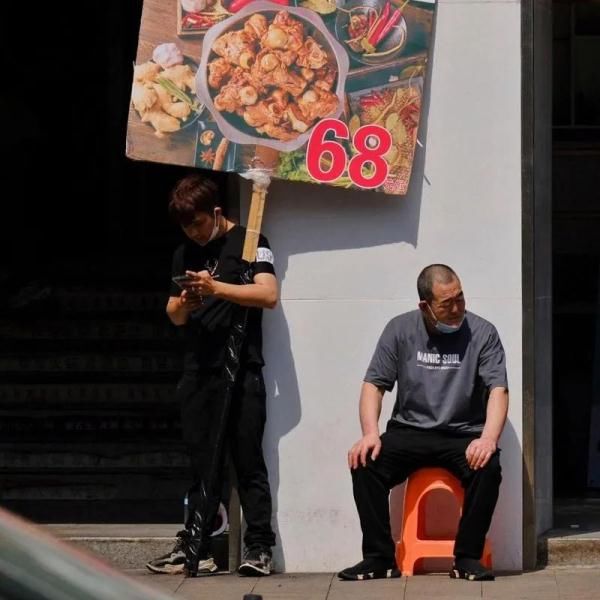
[
  {"xmin": 352, "ymin": 421, "xmax": 502, "ymax": 562},
  {"xmin": 178, "ymin": 366, "xmax": 276, "ymax": 549}
]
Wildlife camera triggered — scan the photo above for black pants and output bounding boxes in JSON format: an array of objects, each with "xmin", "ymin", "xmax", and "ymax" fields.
[
  {"xmin": 352, "ymin": 421, "xmax": 502, "ymax": 562},
  {"xmin": 178, "ymin": 366, "xmax": 276, "ymax": 550}
]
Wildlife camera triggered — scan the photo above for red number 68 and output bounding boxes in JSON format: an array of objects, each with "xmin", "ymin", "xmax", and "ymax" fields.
[{"xmin": 306, "ymin": 119, "xmax": 392, "ymax": 189}]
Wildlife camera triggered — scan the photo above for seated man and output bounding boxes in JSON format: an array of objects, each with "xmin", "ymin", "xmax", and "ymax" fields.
[{"xmin": 339, "ymin": 264, "xmax": 508, "ymax": 582}]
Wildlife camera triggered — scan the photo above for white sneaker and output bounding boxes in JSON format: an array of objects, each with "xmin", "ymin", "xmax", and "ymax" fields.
[
  {"xmin": 238, "ymin": 548, "xmax": 272, "ymax": 576},
  {"xmin": 146, "ymin": 533, "xmax": 218, "ymax": 575}
]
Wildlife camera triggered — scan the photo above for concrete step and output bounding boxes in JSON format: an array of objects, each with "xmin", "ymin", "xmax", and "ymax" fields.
[
  {"xmin": 539, "ymin": 529, "xmax": 600, "ymax": 566},
  {"xmin": 0, "ymin": 383, "xmax": 177, "ymax": 406},
  {"xmin": 540, "ymin": 497, "xmax": 600, "ymax": 566},
  {"xmin": 0, "ymin": 443, "xmax": 188, "ymax": 471},
  {"xmin": 0, "ymin": 352, "xmax": 181, "ymax": 374},
  {"xmin": 53, "ymin": 290, "xmax": 167, "ymax": 314},
  {"xmin": 48, "ymin": 524, "xmax": 232, "ymax": 572},
  {"xmin": 0, "ymin": 318, "xmax": 178, "ymax": 342},
  {"xmin": 3, "ymin": 288, "xmax": 168, "ymax": 318}
]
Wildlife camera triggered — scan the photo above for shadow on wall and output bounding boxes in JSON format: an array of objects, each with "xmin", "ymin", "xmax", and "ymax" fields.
[
  {"xmin": 494, "ymin": 417, "xmax": 523, "ymax": 570},
  {"xmin": 238, "ymin": 19, "xmax": 438, "ymax": 569},
  {"xmin": 242, "ymin": 143, "xmax": 430, "ymax": 568},
  {"xmin": 261, "ymin": 309, "xmax": 301, "ymax": 572},
  {"xmin": 242, "ymin": 171, "xmax": 431, "ymax": 570}
]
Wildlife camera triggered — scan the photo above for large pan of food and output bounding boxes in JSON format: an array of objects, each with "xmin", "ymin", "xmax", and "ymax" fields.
[{"xmin": 196, "ymin": 1, "xmax": 349, "ymax": 152}]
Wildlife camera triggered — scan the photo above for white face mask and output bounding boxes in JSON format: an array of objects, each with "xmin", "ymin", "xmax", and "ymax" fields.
[
  {"xmin": 434, "ymin": 318, "xmax": 464, "ymax": 334},
  {"xmin": 199, "ymin": 209, "xmax": 219, "ymax": 246},
  {"xmin": 426, "ymin": 304, "xmax": 464, "ymax": 334}
]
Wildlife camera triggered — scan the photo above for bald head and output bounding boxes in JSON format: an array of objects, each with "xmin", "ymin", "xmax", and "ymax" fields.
[{"xmin": 417, "ymin": 264, "xmax": 459, "ymax": 302}]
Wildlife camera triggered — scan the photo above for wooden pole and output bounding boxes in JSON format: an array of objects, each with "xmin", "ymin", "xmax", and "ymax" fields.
[
  {"xmin": 242, "ymin": 183, "xmax": 267, "ymax": 263},
  {"xmin": 241, "ymin": 146, "xmax": 278, "ymax": 263}
]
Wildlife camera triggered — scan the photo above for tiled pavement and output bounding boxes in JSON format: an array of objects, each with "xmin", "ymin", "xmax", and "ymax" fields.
[{"xmin": 128, "ymin": 568, "xmax": 600, "ymax": 600}]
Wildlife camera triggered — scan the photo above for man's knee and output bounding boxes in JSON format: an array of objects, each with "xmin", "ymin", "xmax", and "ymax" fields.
[
  {"xmin": 351, "ymin": 461, "xmax": 390, "ymax": 491},
  {"xmin": 351, "ymin": 462, "xmax": 378, "ymax": 490},
  {"xmin": 479, "ymin": 453, "xmax": 502, "ymax": 484},
  {"xmin": 351, "ymin": 464, "xmax": 369, "ymax": 482}
]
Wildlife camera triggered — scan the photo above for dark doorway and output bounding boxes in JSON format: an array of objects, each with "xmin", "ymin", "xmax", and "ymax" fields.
[
  {"xmin": 552, "ymin": 0, "xmax": 600, "ymax": 507},
  {"xmin": 0, "ymin": 0, "xmax": 235, "ymax": 522}
]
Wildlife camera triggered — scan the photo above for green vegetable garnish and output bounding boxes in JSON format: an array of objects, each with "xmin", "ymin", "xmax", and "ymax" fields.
[{"xmin": 157, "ymin": 76, "xmax": 202, "ymax": 113}]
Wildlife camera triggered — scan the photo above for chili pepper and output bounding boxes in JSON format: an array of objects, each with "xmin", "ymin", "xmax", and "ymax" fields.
[
  {"xmin": 366, "ymin": 10, "xmax": 382, "ymax": 40},
  {"xmin": 372, "ymin": 7, "xmax": 401, "ymax": 46},
  {"xmin": 183, "ymin": 14, "xmax": 197, "ymax": 23},
  {"xmin": 360, "ymin": 2, "xmax": 391, "ymax": 53},
  {"xmin": 359, "ymin": 93, "xmax": 385, "ymax": 108},
  {"xmin": 367, "ymin": 1, "xmax": 391, "ymax": 45},
  {"xmin": 228, "ymin": 0, "xmax": 254, "ymax": 12},
  {"xmin": 368, "ymin": 10, "xmax": 376, "ymax": 29},
  {"xmin": 183, "ymin": 13, "xmax": 215, "ymax": 28},
  {"xmin": 184, "ymin": 12, "xmax": 208, "ymax": 22},
  {"xmin": 372, "ymin": 0, "xmax": 409, "ymax": 46}
]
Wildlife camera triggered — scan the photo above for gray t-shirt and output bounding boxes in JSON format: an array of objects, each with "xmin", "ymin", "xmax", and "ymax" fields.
[{"xmin": 365, "ymin": 310, "xmax": 508, "ymax": 433}]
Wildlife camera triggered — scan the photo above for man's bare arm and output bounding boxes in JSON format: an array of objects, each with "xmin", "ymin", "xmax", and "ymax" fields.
[
  {"xmin": 186, "ymin": 271, "xmax": 278, "ymax": 309},
  {"xmin": 166, "ymin": 290, "xmax": 204, "ymax": 326},
  {"xmin": 466, "ymin": 387, "xmax": 509, "ymax": 469},
  {"xmin": 481, "ymin": 387, "xmax": 509, "ymax": 443},
  {"xmin": 359, "ymin": 382, "xmax": 384, "ymax": 436},
  {"xmin": 348, "ymin": 382, "xmax": 385, "ymax": 469}
]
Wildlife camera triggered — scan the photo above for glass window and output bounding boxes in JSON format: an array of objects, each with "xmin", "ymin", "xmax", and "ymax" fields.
[
  {"xmin": 553, "ymin": 39, "xmax": 571, "ymax": 125},
  {"xmin": 574, "ymin": 38, "xmax": 600, "ymax": 125},
  {"xmin": 574, "ymin": 3, "xmax": 600, "ymax": 35},
  {"xmin": 554, "ymin": 2, "xmax": 571, "ymax": 39},
  {"xmin": 553, "ymin": 1, "xmax": 600, "ymax": 137}
]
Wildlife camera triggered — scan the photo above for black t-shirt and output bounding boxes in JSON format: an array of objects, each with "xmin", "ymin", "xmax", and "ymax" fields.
[{"xmin": 170, "ymin": 225, "xmax": 275, "ymax": 371}]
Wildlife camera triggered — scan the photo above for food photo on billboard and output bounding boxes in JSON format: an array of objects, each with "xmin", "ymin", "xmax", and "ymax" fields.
[{"xmin": 127, "ymin": 0, "xmax": 436, "ymax": 195}]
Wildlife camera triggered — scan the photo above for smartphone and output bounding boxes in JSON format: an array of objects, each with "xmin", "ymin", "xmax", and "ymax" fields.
[{"xmin": 172, "ymin": 274, "xmax": 195, "ymax": 290}]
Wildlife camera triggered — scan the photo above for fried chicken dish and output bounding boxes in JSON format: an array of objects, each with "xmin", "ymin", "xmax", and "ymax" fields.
[
  {"xmin": 208, "ymin": 11, "xmax": 339, "ymax": 141},
  {"xmin": 132, "ymin": 49, "xmax": 197, "ymax": 138}
]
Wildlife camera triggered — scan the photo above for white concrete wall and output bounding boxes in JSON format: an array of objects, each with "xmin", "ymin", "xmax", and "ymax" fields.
[{"xmin": 241, "ymin": 0, "xmax": 522, "ymax": 572}]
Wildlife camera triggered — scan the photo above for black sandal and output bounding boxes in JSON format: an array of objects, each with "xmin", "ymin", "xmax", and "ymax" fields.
[{"xmin": 449, "ymin": 558, "xmax": 495, "ymax": 581}]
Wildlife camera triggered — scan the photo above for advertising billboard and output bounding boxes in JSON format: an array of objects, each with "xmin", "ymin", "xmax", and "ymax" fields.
[{"xmin": 127, "ymin": 0, "xmax": 436, "ymax": 194}]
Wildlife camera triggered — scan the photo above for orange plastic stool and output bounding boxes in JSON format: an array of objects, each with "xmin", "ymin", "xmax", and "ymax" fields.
[{"xmin": 396, "ymin": 467, "xmax": 492, "ymax": 575}]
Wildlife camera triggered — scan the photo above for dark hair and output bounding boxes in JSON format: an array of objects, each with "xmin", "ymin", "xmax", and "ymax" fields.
[
  {"xmin": 417, "ymin": 264, "xmax": 459, "ymax": 302},
  {"xmin": 168, "ymin": 174, "xmax": 219, "ymax": 226}
]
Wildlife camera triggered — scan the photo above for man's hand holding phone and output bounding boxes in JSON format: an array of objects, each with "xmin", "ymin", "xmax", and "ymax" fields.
[
  {"xmin": 183, "ymin": 270, "xmax": 220, "ymax": 297},
  {"xmin": 179, "ymin": 288, "xmax": 204, "ymax": 311},
  {"xmin": 172, "ymin": 275, "xmax": 204, "ymax": 311},
  {"xmin": 172, "ymin": 274, "xmax": 196, "ymax": 290}
]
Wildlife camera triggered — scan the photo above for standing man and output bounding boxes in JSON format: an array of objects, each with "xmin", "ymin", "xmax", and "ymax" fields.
[
  {"xmin": 147, "ymin": 173, "xmax": 277, "ymax": 577},
  {"xmin": 339, "ymin": 264, "xmax": 508, "ymax": 582}
]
